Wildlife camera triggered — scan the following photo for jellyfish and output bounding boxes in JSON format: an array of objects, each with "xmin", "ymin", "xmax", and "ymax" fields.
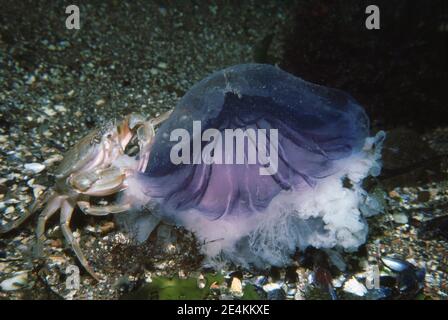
[{"xmin": 116, "ymin": 63, "xmax": 385, "ymax": 268}]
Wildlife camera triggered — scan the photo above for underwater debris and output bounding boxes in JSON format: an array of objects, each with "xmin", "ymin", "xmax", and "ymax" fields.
[
  {"xmin": 380, "ymin": 256, "xmax": 426, "ymax": 299},
  {"xmin": 343, "ymin": 278, "xmax": 368, "ymax": 297}
]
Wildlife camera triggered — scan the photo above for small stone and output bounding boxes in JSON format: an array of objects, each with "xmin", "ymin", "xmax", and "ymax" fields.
[
  {"xmin": 229, "ymin": 277, "xmax": 243, "ymax": 298},
  {"xmin": 48, "ymin": 255, "xmax": 65, "ymax": 264},
  {"xmin": 332, "ymin": 275, "xmax": 346, "ymax": 288},
  {"xmin": 389, "ymin": 190, "xmax": 401, "ymax": 199},
  {"xmin": 54, "ymin": 104, "xmax": 67, "ymax": 113},
  {"xmin": 343, "ymin": 278, "xmax": 367, "ymax": 297},
  {"xmin": 157, "ymin": 62, "xmax": 168, "ymax": 69},
  {"xmin": 393, "ymin": 212, "xmax": 409, "ymax": 224},
  {"xmin": 43, "ymin": 130, "xmax": 53, "ymax": 137},
  {"xmin": 5, "ymin": 206, "xmax": 14, "ymax": 214},
  {"xmin": 0, "ymin": 271, "xmax": 28, "ymax": 291},
  {"xmin": 24, "ymin": 163, "xmax": 46, "ymax": 174},
  {"xmin": 43, "ymin": 107, "xmax": 57, "ymax": 117},
  {"xmin": 262, "ymin": 282, "xmax": 282, "ymax": 292},
  {"xmin": 197, "ymin": 274, "xmax": 206, "ymax": 289},
  {"xmin": 144, "ymin": 272, "xmax": 152, "ymax": 283},
  {"xmin": 262, "ymin": 282, "xmax": 285, "ymax": 300},
  {"xmin": 26, "ymin": 75, "xmax": 36, "ymax": 85},
  {"xmin": 95, "ymin": 99, "xmax": 106, "ymax": 106},
  {"xmin": 0, "ymin": 135, "xmax": 7, "ymax": 143}
]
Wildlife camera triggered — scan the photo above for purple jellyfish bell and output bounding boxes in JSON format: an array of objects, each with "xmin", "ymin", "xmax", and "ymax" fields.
[{"xmin": 117, "ymin": 63, "xmax": 385, "ymax": 268}]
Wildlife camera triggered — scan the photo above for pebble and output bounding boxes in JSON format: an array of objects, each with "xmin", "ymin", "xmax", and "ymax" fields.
[
  {"xmin": 343, "ymin": 278, "xmax": 367, "ymax": 297},
  {"xmin": 262, "ymin": 282, "xmax": 282, "ymax": 292},
  {"xmin": 389, "ymin": 190, "xmax": 401, "ymax": 199},
  {"xmin": 393, "ymin": 212, "xmax": 409, "ymax": 224},
  {"xmin": 5, "ymin": 206, "xmax": 14, "ymax": 215},
  {"xmin": 0, "ymin": 271, "xmax": 28, "ymax": 291},
  {"xmin": 48, "ymin": 255, "xmax": 65, "ymax": 264},
  {"xmin": 197, "ymin": 274, "xmax": 206, "ymax": 289},
  {"xmin": 229, "ymin": 277, "xmax": 243, "ymax": 298},
  {"xmin": 178, "ymin": 270, "xmax": 187, "ymax": 279},
  {"xmin": 157, "ymin": 62, "xmax": 168, "ymax": 69},
  {"xmin": 26, "ymin": 75, "xmax": 36, "ymax": 85},
  {"xmin": 24, "ymin": 163, "xmax": 46, "ymax": 174},
  {"xmin": 42, "ymin": 107, "xmax": 57, "ymax": 117},
  {"xmin": 95, "ymin": 99, "xmax": 106, "ymax": 106},
  {"xmin": 332, "ymin": 275, "xmax": 346, "ymax": 288},
  {"xmin": 54, "ymin": 104, "xmax": 67, "ymax": 113},
  {"xmin": 262, "ymin": 282, "xmax": 285, "ymax": 300},
  {"xmin": 144, "ymin": 272, "xmax": 153, "ymax": 283}
]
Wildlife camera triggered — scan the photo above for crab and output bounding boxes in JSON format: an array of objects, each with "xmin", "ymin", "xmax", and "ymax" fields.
[{"xmin": 0, "ymin": 111, "xmax": 172, "ymax": 280}]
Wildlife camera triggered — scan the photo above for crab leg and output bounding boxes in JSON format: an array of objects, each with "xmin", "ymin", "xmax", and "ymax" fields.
[
  {"xmin": 35, "ymin": 194, "xmax": 65, "ymax": 256},
  {"xmin": 60, "ymin": 198, "xmax": 100, "ymax": 281}
]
